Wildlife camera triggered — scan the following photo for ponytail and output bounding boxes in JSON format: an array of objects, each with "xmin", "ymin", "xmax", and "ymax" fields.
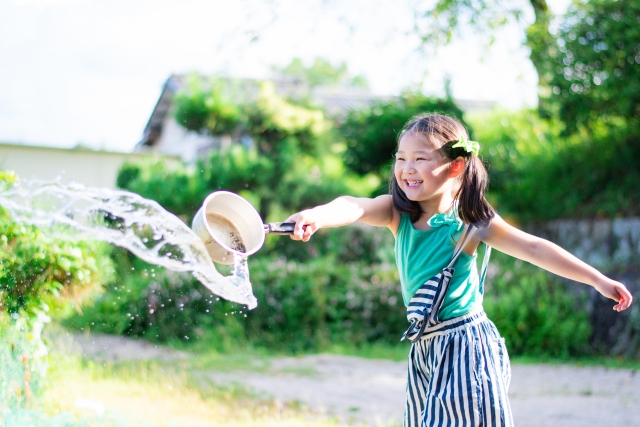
[{"xmin": 455, "ymin": 155, "xmax": 495, "ymax": 226}]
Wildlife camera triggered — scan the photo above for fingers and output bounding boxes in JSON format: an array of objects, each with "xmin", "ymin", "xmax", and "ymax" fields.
[
  {"xmin": 287, "ymin": 210, "xmax": 318, "ymax": 242},
  {"xmin": 613, "ymin": 285, "xmax": 633, "ymax": 312},
  {"xmin": 301, "ymin": 223, "xmax": 318, "ymax": 242}
]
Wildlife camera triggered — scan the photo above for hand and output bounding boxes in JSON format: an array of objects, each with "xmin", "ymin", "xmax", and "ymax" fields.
[
  {"xmin": 285, "ymin": 209, "xmax": 320, "ymax": 242},
  {"xmin": 594, "ymin": 277, "xmax": 633, "ymax": 312}
]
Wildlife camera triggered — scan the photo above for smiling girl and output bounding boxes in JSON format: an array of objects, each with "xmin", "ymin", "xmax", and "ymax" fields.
[{"xmin": 285, "ymin": 113, "xmax": 632, "ymax": 427}]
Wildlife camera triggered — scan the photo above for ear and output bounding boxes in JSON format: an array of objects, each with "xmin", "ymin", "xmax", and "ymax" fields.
[{"xmin": 448, "ymin": 157, "xmax": 466, "ymax": 178}]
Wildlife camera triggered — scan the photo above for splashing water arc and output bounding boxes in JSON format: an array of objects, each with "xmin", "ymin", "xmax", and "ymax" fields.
[{"xmin": 0, "ymin": 180, "xmax": 257, "ymax": 309}]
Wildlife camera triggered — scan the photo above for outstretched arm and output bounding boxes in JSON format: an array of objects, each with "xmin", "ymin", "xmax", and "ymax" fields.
[
  {"xmin": 476, "ymin": 215, "xmax": 633, "ymax": 312},
  {"xmin": 285, "ymin": 195, "xmax": 397, "ymax": 242}
]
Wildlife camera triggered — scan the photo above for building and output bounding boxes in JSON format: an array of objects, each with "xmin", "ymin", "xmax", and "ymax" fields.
[
  {"xmin": 136, "ymin": 74, "xmax": 496, "ymax": 162},
  {"xmin": 0, "ymin": 143, "xmax": 176, "ymax": 189}
]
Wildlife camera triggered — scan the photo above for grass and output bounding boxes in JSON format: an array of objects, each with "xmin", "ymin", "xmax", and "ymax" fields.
[
  {"xmin": 10, "ymin": 352, "xmax": 345, "ymax": 427},
  {"xmin": 153, "ymin": 333, "xmax": 640, "ymax": 371},
  {"xmin": 510, "ymin": 354, "xmax": 640, "ymax": 371},
  {"xmin": 5, "ymin": 327, "xmax": 639, "ymax": 427}
]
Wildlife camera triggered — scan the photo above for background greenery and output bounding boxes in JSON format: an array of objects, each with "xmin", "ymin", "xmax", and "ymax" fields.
[
  {"xmin": 2, "ymin": 0, "xmax": 640, "ymax": 413},
  {"xmin": 64, "ymin": 0, "xmax": 639, "ymax": 361}
]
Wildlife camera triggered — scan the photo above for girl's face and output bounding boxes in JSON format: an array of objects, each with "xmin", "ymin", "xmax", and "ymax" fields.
[{"xmin": 394, "ymin": 132, "xmax": 452, "ymax": 203}]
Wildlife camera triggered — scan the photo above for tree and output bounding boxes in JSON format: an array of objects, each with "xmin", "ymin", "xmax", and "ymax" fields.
[
  {"xmin": 123, "ymin": 76, "xmax": 372, "ymax": 222},
  {"xmin": 548, "ymin": 0, "xmax": 640, "ymax": 132},
  {"xmin": 273, "ymin": 57, "xmax": 369, "ymax": 88},
  {"xmin": 411, "ymin": 0, "xmax": 554, "ymax": 109},
  {"xmin": 341, "ymin": 92, "xmax": 469, "ymax": 179}
]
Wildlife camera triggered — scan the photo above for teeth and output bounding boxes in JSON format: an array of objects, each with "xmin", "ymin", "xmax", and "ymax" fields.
[{"xmin": 407, "ymin": 181, "xmax": 422, "ymax": 186}]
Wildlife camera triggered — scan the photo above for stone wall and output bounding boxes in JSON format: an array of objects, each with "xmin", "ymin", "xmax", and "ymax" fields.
[
  {"xmin": 529, "ymin": 218, "xmax": 640, "ymax": 269},
  {"xmin": 527, "ymin": 218, "xmax": 640, "ymax": 357}
]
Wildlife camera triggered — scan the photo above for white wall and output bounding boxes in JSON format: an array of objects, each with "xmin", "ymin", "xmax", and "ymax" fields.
[
  {"xmin": 153, "ymin": 118, "xmax": 221, "ymax": 163},
  {"xmin": 0, "ymin": 143, "xmax": 177, "ymax": 189}
]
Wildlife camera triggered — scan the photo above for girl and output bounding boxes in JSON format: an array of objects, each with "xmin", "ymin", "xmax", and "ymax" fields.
[{"xmin": 285, "ymin": 113, "xmax": 633, "ymax": 427}]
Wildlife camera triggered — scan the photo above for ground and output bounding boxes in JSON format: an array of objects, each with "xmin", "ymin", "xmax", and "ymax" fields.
[{"xmin": 67, "ymin": 333, "xmax": 640, "ymax": 427}]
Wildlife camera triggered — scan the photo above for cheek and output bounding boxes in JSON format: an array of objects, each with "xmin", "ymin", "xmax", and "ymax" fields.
[
  {"xmin": 393, "ymin": 163, "xmax": 402, "ymax": 177},
  {"xmin": 432, "ymin": 162, "xmax": 450, "ymax": 176}
]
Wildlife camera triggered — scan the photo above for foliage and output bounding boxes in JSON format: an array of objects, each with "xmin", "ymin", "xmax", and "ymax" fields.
[
  {"xmin": 247, "ymin": 82, "xmax": 331, "ymax": 154},
  {"xmin": 68, "ymin": 224, "xmax": 598, "ymax": 358},
  {"xmin": 484, "ymin": 251, "xmax": 592, "ymax": 357},
  {"xmin": 410, "ymin": 1, "xmax": 553, "ymax": 95},
  {"xmin": 549, "ymin": 0, "xmax": 640, "ymax": 132},
  {"xmin": 410, "ymin": 0, "xmax": 525, "ymax": 46},
  {"xmin": 173, "ymin": 75, "xmax": 332, "ymax": 155},
  {"xmin": 0, "ymin": 171, "xmax": 112, "ymax": 322},
  {"xmin": 119, "ymin": 142, "xmax": 368, "ymax": 225},
  {"xmin": 340, "ymin": 92, "xmax": 469, "ymax": 179},
  {"xmin": 0, "ymin": 170, "xmax": 114, "ymax": 412},
  {"xmin": 467, "ymin": 109, "xmax": 640, "ymax": 220},
  {"xmin": 66, "ymin": 253, "xmax": 406, "ymax": 352},
  {"xmin": 173, "ymin": 76, "xmax": 242, "ymax": 135},
  {"xmin": 273, "ymin": 57, "xmax": 369, "ymax": 89},
  {"xmin": 63, "ymin": 252, "xmax": 245, "ymax": 348},
  {"xmin": 0, "ymin": 315, "xmax": 45, "ymax": 411},
  {"xmin": 65, "ymin": 226, "xmax": 404, "ymax": 351}
]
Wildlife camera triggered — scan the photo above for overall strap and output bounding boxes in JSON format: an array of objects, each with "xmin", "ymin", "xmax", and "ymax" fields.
[
  {"xmin": 447, "ymin": 225, "xmax": 492, "ymax": 291},
  {"xmin": 446, "ymin": 225, "xmax": 477, "ymax": 269},
  {"xmin": 479, "ymin": 243, "xmax": 492, "ymax": 292}
]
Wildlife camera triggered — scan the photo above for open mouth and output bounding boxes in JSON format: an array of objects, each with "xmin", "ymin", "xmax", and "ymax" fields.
[{"xmin": 404, "ymin": 180, "xmax": 422, "ymax": 188}]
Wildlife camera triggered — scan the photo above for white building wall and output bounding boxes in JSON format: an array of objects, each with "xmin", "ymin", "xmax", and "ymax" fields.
[
  {"xmin": 0, "ymin": 143, "xmax": 176, "ymax": 189},
  {"xmin": 153, "ymin": 118, "xmax": 220, "ymax": 163}
]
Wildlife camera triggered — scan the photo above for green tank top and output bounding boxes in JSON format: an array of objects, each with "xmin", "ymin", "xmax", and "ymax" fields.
[{"xmin": 394, "ymin": 211, "xmax": 483, "ymax": 320}]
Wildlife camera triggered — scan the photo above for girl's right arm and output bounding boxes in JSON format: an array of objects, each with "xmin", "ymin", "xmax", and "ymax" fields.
[{"xmin": 285, "ymin": 195, "xmax": 398, "ymax": 242}]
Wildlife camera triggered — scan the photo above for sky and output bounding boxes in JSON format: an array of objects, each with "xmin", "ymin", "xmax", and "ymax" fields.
[{"xmin": 0, "ymin": 0, "xmax": 571, "ymax": 152}]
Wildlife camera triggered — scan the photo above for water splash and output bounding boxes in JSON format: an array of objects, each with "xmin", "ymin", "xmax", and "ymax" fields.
[{"xmin": 0, "ymin": 179, "xmax": 257, "ymax": 309}]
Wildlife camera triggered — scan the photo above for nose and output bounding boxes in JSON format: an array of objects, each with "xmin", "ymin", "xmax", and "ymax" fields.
[{"xmin": 402, "ymin": 161, "xmax": 417, "ymax": 174}]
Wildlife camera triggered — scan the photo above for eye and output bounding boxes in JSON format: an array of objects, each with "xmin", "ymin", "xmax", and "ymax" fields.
[
  {"xmin": 416, "ymin": 157, "xmax": 426, "ymax": 161},
  {"xmin": 396, "ymin": 157, "xmax": 405, "ymax": 161}
]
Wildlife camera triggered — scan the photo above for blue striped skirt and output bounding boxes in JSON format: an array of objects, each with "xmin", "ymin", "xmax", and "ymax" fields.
[{"xmin": 404, "ymin": 310, "xmax": 513, "ymax": 427}]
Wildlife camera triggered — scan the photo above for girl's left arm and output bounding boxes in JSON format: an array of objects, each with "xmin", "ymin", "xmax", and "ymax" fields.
[{"xmin": 476, "ymin": 215, "xmax": 633, "ymax": 312}]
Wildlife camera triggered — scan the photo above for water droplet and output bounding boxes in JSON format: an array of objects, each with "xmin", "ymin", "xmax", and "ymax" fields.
[{"xmin": 0, "ymin": 180, "xmax": 258, "ymax": 309}]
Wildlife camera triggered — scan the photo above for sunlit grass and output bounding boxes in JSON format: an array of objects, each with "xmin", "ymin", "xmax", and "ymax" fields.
[
  {"xmin": 160, "ymin": 333, "xmax": 640, "ymax": 370},
  {"xmin": 22, "ymin": 326, "xmax": 638, "ymax": 427},
  {"xmin": 510, "ymin": 354, "xmax": 640, "ymax": 370},
  {"xmin": 34, "ymin": 353, "xmax": 344, "ymax": 427}
]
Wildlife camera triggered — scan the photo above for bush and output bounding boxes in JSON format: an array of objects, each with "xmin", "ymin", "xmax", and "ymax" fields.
[
  {"xmin": 341, "ymin": 92, "xmax": 469, "ymax": 180},
  {"xmin": 468, "ymin": 109, "xmax": 640, "ymax": 220},
  {"xmin": 0, "ymin": 171, "xmax": 112, "ymax": 322},
  {"xmin": 484, "ymin": 251, "xmax": 592, "ymax": 357},
  {"xmin": 0, "ymin": 170, "xmax": 113, "ymax": 409},
  {"xmin": 68, "ymin": 224, "xmax": 598, "ymax": 359},
  {"xmin": 65, "ymin": 225, "xmax": 408, "ymax": 352},
  {"xmin": 63, "ymin": 251, "xmax": 245, "ymax": 348}
]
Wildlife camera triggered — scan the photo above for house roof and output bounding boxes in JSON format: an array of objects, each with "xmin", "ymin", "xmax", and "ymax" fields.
[
  {"xmin": 136, "ymin": 74, "xmax": 387, "ymax": 149},
  {"xmin": 137, "ymin": 74, "xmax": 497, "ymax": 149}
]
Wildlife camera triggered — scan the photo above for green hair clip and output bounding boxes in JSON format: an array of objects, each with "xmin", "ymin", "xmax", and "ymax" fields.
[{"xmin": 451, "ymin": 135, "xmax": 480, "ymax": 156}]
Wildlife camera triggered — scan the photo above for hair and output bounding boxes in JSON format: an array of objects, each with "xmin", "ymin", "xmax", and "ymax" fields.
[{"xmin": 389, "ymin": 113, "xmax": 495, "ymax": 226}]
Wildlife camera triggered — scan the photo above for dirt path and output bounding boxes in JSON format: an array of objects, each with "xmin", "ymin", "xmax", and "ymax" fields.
[{"xmin": 69, "ymin": 333, "xmax": 640, "ymax": 427}]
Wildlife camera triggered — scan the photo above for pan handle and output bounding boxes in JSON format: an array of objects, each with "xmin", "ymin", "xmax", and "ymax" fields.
[{"xmin": 264, "ymin": 222, "xmax": 296, "ymax": 234}]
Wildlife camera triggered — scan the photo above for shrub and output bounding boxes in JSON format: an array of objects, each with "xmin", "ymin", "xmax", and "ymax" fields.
[
  {"xmin": 341, "ymin": 92, "xmax": 469, "ymax": 180},
  {"xmin": 0, "ymin": 170, "xmax": 113, "ymax": 409},
  {"xmin": 468, "ymin": 109, "xmax": 640, "ymax": 220},
  {"xmin": 484, "ymin": 252, "xmax": 592, "ymax": 357},
  {"xmin": 0, "ymin": 171, "xmax": 112, "ymax": 322},
  {"xmin": 65, "ymin": 227, "xmax": 405, "ymax": 352}
]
